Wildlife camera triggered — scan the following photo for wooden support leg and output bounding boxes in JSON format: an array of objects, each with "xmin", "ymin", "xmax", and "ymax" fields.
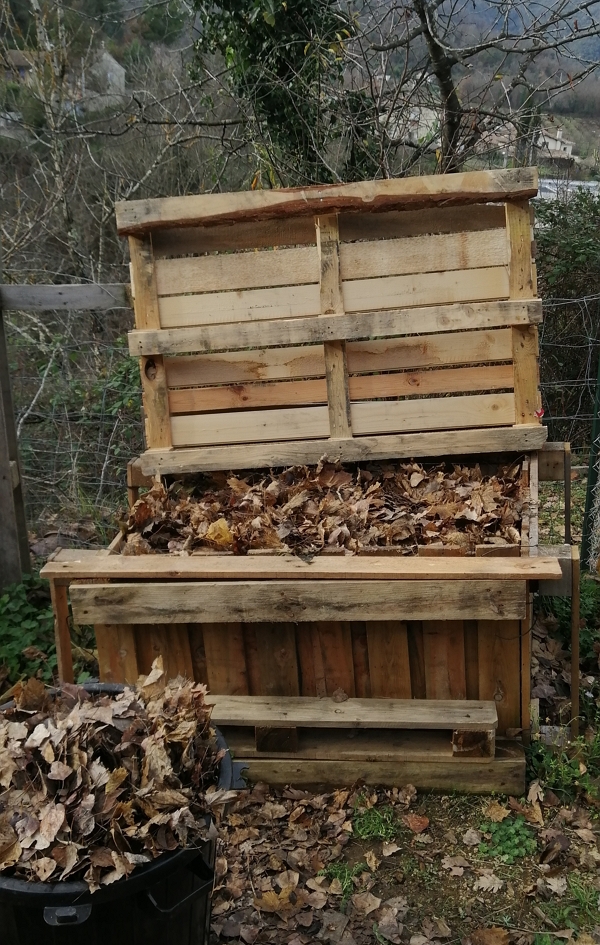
[
  {"xmin": 50, "ymin": 581, "xmax": 74, "ymax": 684},
  {"xmin": 571, "ymin": 547, "xmax": 580, "ymax": 738}
]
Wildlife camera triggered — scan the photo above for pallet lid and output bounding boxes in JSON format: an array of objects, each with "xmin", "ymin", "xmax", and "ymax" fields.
[{"xmin": 117, "ymin": 168, "xmax": 546, "ymax": 476}]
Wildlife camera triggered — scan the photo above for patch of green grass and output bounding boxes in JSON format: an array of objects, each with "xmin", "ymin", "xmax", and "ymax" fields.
[
  {"xmin": 319, "ymin": 861, "xmax": 366, "ymax": 905},
  {"xmin": 540, "ymin": 874, "xmax": 600, "ymax": 930},
  {"xmin": 353, "ymin": 804, "xmax": 399, "ymax": 841},
  {"xmin": 477, "ymin": 815, "xmax": 537, "ymax": 864}
]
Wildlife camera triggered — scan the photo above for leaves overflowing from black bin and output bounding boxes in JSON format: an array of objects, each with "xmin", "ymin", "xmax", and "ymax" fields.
[{"xmin": 0, "ymin": 659, "xmax": 232, "ymax": 891}]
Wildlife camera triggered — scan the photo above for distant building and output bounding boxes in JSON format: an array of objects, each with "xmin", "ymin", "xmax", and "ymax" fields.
[
  {"xmin": 2, "ymin": 50, "xmax": 33, "ymax": 85},
  {"xmin": 538, "ymin": 126, "xmax": 575, "ymax": 159}
]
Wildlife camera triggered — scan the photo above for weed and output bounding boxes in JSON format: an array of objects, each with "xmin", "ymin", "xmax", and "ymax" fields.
[
  {"xmin": 527, "ymin": 736, "xmax": 600, "ymax": 801},
  {"xmin": 0, "ymin": 575, "xmax": 56, "ymax": 694},
  {"xmin": 478, "ymin": 815, "xmax": 536, "ymax": 864},
  {"xmin": 353, "ymin": 805, "xmax": 399, "ymax": 841},
  {"xmin": 319, "ymin": 862, "xmax": 366, "ymax": 905},
  {"xmin": 539, "ymin": 577, "xmax": 600, "ymax": 667},
  {"xmin": 540, "ymin": 874, "xmax": 600, "ymax": 930}
]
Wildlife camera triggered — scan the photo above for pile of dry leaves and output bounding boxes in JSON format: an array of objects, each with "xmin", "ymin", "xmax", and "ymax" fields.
[
  {"xmin": 0, "ymin": 658, "xmax": 230, "ymax": 891},
  {"xmin": 123, "ymin": 460, "xmax": 525, "ymax": 557}
]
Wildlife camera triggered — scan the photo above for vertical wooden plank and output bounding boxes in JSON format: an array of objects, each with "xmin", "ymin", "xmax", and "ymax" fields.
[
  {"xmin": 128, "ymin": 236, "xmax": 171, "ymax": 449},
  {"xmin": 478, "ymin": 619, "xmax": 522, "ymax": 734},
  {"xmin": 135, "ymin": 624, "xmax": 194, "ymax": 681},
  {"xmin": 243, "ymin": 624, "xmax": 262, "ymax": 695},
  {"xmin": 366, "ymin": 621, "xmax": 411, "ymax": 698},
  {"xmin": 407, "ymin": 621, "xmax": 426, "ymax": 699},
  {"xmin": 506, "ymin": 200, "xmax": 539, "ymax": 425},
  {"xmin": 296, "ymin": 625, "xmax": 318, "ymax": 696},
  {"xmin": 202, "ymin": 623, "xmax": 249, "ymax": 694},
  {"xmin": 50, "ymin": 582, "xmax": 74, "ymax": 684},
  {"xmin": 571, "ymin": 547, "xmax": 580, "ymax": 738},
  {"xmin": 520, "ymin": 597, "xmax": 532, "ymax": 740},
  {"xmin": 188, "ymin": 624, "xmax": 208, "ymax": 685},
  {"xmin": 529, "ymin": 452, "xmax": 539, "ymax": 550},
  {"xmin": 254, "ymin": 624, "xmax": 300, "ymax": 696},
  {"xmin": 351, "ymin": 622, "xmax": 371, "ymax": 698},
  {"xmin": 423, "ymin": 621, "xmax": 466, "ymax": 699},
  {"xmin": 316, "ymin": 215, "xmax": 352, "ymax": 438},
  {"xmin": 96, "ymin": 624, "xmax": 139, "ymax": 684},
  {"xmin": 0, "ymin": 263, "xmax": 30, "ymax": 587},
  {"xmin": 313, "ymin": 622, "xmax": 356, "ymax": 696},
  {"xmin": 464, "ymin": 620, "xmax": 479, "ymax": 700}
]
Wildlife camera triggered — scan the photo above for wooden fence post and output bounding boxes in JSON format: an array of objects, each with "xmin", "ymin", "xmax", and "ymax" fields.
[{"xmin": 0, "ymin": 259, "xmax": 31, "ymax": 590}]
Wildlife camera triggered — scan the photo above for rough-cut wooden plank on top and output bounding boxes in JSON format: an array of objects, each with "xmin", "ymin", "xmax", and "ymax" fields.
[
  {"xmin": 69, "ymin": 579, "xmax": 528, "ymax": 624},
  {"xmin": 206, "ymin": 694, "xmax": 497, "ymax": 729},
  {"xmin": 168, "ymin": 393, "xmax": 516, "ymax": 447},
  {"xmin": 115, "ymin": 167, "xmax": 538, "ymax": 234},
  {"xmin": 135, "ymin": 424, "xmax": 549, "ymax": 476},
  {"xmin": 131, "ymin": 300, "xmax": 542, "ymax": 357},
  {"xmin": 43, "ymin": 551, "xmax": 563, "ymax": 582}
]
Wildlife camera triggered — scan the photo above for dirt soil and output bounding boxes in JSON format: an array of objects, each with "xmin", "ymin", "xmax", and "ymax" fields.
[{"xmin": 210, "ymin": 783, "xmax": 600, "ymax": 945}]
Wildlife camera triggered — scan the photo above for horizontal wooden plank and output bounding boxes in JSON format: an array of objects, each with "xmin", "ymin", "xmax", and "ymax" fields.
[
  {"xmin": 130, "ymin": 300, "xmax": 542, "ymax": 357},
  {"xmin": 150, "ymin": 205, "xmax": 506, "ymax": 258},
  {"xmin": 115, "ymin": 168, "xmax": 538, "ymax": 235},
  {"xmin": 0, "ymin": 283, "xmax": 130, "ymax": 311},
  {"xmin": 168, "ymin": 364, "xmax": 515, "ymax": 414},
  {"xmin": 155, "ymin": 245, "xmax": 319, "ymax": 296},
  {"xmin": 208, "ymin": 695, "xmax": 498, "ymax": 730},
  {"xmin": 164, "ymin": 329, "xmax": 513, "ymax": 389},
  {"xmin": 232, "ymin": 745, "xmax": 526, "ymax": 793},
  {"xmin": 69, "ymin": 579, "xmax": 527, "ymax": 624},
  {"xmin": 154, "ymin": 229, "xmax": 507, "ymax": 298},
  {"xmin": 169, "ymin": 393, "xmax": 515, "ymax": 447},
  {"xmin": 157, "ymin": 265, "xmax": 509, "ymax": 329},
  {"xmin": 539, "ymin": 442, "xmax": 567, "ymax": 481},
  {"xmin": 41, "ymin": 552, "xmax": 562, "ymax": 582},
  {"xmin": 137, "ymin": 424, "xmax": 548, "ymax": 475}
]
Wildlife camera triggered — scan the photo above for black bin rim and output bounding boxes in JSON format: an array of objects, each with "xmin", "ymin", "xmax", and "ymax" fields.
[{"xmin": 0, "ymin": 684, "xmax": 232, "ymax": 906}]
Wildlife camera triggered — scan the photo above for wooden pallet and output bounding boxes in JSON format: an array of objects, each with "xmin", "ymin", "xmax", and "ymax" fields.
[{"xmin": 115, "ymin": 168, "xmax": 545, "ymax": 476}]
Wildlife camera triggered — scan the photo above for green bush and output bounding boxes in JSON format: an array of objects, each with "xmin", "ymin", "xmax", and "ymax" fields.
[
  {"xmin": 539, "ymin": 578, "xmax": 600, "ymax": 667},
  {"xmin": 0, "ymin": 575, "xmax": 56, "ymax": 695}
]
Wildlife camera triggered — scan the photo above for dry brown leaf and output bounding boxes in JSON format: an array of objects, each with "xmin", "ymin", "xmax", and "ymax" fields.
[
  {"xmin": 473, "ymin": 871, "xmax": 503, "ymax": 893},
  {"xmin": 402, "ymin": 814, "xmax": 429, "ymax": 834},
  {"xmin": 382, "ymin": 842, "xmax": 400, "ymax": 857},
  {"xmin": 351, "ymin": 891, "xmax": 381, "ymax": 915},
  {"xmin": 365, "ymin": 849, "xmax": 380, "ymax": 871},
  {"xmin": 484, "ymin": 801, "xmax": 510, "ymax": 823},
  {"xmin": 469, "ymin": 929, "xmax": 510, "ymax": 945}
]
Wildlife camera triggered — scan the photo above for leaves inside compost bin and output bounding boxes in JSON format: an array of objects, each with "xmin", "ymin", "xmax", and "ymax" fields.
[
  {"xmin": 122, "ymin": 459, "xmax": 525, "ymax": 557},
  {"xmin": 0, "ymin": 658, "xmax": 223, "ymax": 891}
]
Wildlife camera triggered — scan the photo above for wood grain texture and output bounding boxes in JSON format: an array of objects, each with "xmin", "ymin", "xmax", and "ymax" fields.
[
  {"xmin": 477, "ymin": 620, "xmax": 522, "ymax": 733},
  {"xmin": 188, "ymin": 624, "xmax": 208, "ymax": 685},
  {"xmin": 156, "ymin": 265, "xmax": 509, "ymax": 330},
  {"xmin": 96, "ymin": 624, "xmax": 139, "ymax": 684},
  {"xmin": 423, "ymin": 621, "xmax": 466, "ymax": 699},
  {"xmin": 135, "ymin": 623, "xmax": 194, "ymax": 680},
  {"xmin": 115, "ymin": 168, "xmax": 538, "ymax": 234},
  {"xmin": 169, "ymin": 392, "xmax": 516, "ymax": 447},
  {"xmin": 164, "ymin": 329, "xmax": 513, "ymax": 390},
  {"xmin": 69, "ymin": 579, "xmax": 528, "ymax": 624},
  {"xmin": 366, "ymin": 621, "xmax": 411, "ymax": 698},
  {"xmin": 254, "ymin": 624, "xmax": 300, "ymax": 696},
  {"xmin": 140, "ymin": 354, "xmax": 172, "ymax": 448},
  {"xmin": 316, "ymin": 214, "xmax": 352, "ymax": 437},
  {"xmin": 130, "ymin": 424, "xmax": 549, "ymax": 476},
  {"xmin": 167, "ymin": 364, "xmax": 515, "ymax": 415},
  {"xmin": 351, "ymin": 622, "xmax": 371, "ymax": 698},
  {"xmin": 202, "ymin": 623, "xmax": 249, "ymax": 694},
  {"xmin": 315, "ymin": 622, "xmax": 356, "ymax": 696},
  {"xmin": 207, "ymin": 695, "xmax": 497, "ymax": 729},
  {"xmin": 129, "ymin": 237, "xmax": 160, "ymax": 330},
  {"xmin": 51, "ymin": 582, "xmax": 74, "ymax": 683},
  {"xmin": 505, "ymin": 200, "xmax": 534, "ymax": 299},
  {"xmin": 130, "ymin": 300, "xmax": 542, "ymax": 357},
  {"xmin": 43, "ymin": 551, "xmax": 562, "ymax": 581},
  {"xmin": 0, "ymin": 283, "xmax": 130, "ymax": 312},
  {"xmin": 512, "ymin": 325, "xmax": 540, "ymax": 424}
]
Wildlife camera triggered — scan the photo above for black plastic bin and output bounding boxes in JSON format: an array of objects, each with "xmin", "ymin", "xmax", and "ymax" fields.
[{"xmin": 0, "ymin": 686, "xmax": 233, "ymax": 945}]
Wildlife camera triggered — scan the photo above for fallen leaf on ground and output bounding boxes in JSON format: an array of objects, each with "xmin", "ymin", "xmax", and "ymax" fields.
[
  {"xmin": 546, "ymin": 876, "xmax": 567, "ymax": 897},
  {"xmin": 484, "ymin": 800, "xmax": 510, "ymax": 822},
  {"xmin": 462, "ymin": 828, "xmax": 482, "ymax": 846},
  {"xmin": 574, "ymin": 827, "xmax": 596, "ymax": 843},
  {"xmin": 441, "ymin": 854, "xmax": 470, "ymax": 876},
  {"xmin": 402, "ymin": 814, "xmax": 429, "ymax": 834},
  {"xmin": 351, "ymin": 891, "xmax": 381, "ymax": 915},
  {"xmin": 365, "ymin": 849, "xmax": 380, "ymax": 871},
  {"xmin": 382, "ymin": 841, "xmax": 400, "ymax": 857},
  {"xmin": 473, "ymin": 871, "xmax": 503, "ymax": 893},
  {"xmin": 527, "ymin": 780, "xmax": 544, "ymax": 804},
  {"xmin": 469, "ymin": 928, "xmax": 510, "ymax": 945}
]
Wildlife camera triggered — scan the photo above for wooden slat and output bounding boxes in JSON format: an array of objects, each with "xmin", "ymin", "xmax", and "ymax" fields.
[
  {"xmin": 366, "ymin": 621, "xmax": 411, "ymax": 698},
  {"xmin": 50, "ymin": 582, "xmax": 74, "ymax": 684},
  {"xmin": 0, "ymin": 283, "xmax": 130, "ymax": 312},
  {"xmin": 129, "ymin": 237, "xmax": 160, "ymax": 330},
  {"xmin": 317, "ymin": 215, "xmax": 352, "ymax": 438},
  {"xmin": 155, "ymin": 245, "xmax": 318, "ymax": 295},
  {"xmin": 423, "ymin": 621, "xmax": 466, "ymax": 699},
  {"xmin": 168, "ymin": 360, "xmax": 514, "ymax": 414},
  {"xmin": 43, "ymin": 551, "xmax": 562, "ymax": 582},
  {"xmin": 135, "ymin": 623, "xmax": 194, "ymax": 680},
  {"xmin": 506, "ymin": 200, "xmax": 539, "ymax": 425},
  {"xmin": 96, "ymin": 624, "xmax": 139, "ymax": 685},
  {"xmin": 314, "ymin": 622, "xmax": 356, "ymax": 696},
  {"xmin": 130, "ymin": 300, "xmax": 542, "ymax": 357},
  {"xmin": 157, "ymin": 265, "xmax": 509, "ymax": 329},
  {"xmin": 188, "ymin": 625, "xmax": 208, "ymax": 685},
  {"xmin": 202, "ymin": 623, "xmax": 249, "ymax": 694},
  {"xmin": 233, "ymin": 751, "xmax": 525, "ymax": 793},
  {"xmin": 150, "ymin": 204, "xmax": 505, "ymax": 258},
  {"xmin": 164, "ymin": 329, "xmax": 513, "ymax": 390},
  {"xmin": 539, "ymin": 442, "xmax": 567, "ymax": 481},
  {"xmin": 254, "ymin": 624, "xmax": 300, "ymax": 696},
  {"xmin": 351, "ymin": 623, "xmax": 371, "ymax": 698},
  {"xmin": 135, "ymin": 424, "xmax": 548, "ymax": 475},
  {"xmin": 208, "ymin": 695, "xmax": 497, "ymax": 730},
  {"xmin": 69, "ymin": 580, "xmax": 528, "ymax": 624},
  {"xmin": 477, "ymin": 620, "xmax": 522, "ymax": 733},
  {"xmin": 521, "ymin": 596, "xmax": 531, "ymax": 735},
  {"xmin": 115, "ymin": 168, "xmax": 538, "ymax": 235},
  {"xmin": 169, "ymin": 393, "xmax": 516, "ymax": 447},
  {"xmin": 464, "ymin": 620, "xmax": 479, "ymax": 699}
]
